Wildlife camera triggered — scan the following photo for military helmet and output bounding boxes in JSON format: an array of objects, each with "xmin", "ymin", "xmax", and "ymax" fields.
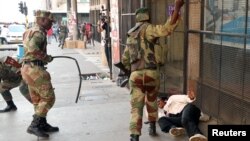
[
  {"xmin": 34, "ymin": 10, "xmax": 55, "ymax": 22},
  {"xmin": 135, "ymin": 7, "xmax": 150, "ymax": 22}
]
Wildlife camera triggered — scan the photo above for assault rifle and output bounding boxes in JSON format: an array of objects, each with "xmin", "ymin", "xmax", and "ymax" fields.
[
  {"xmin": 4, "ymin": 56, "xmax": 22, "ymax": 68},
  {"xmin": 1, "ymin": 56, "xmax": 22, "ymax": 80}
]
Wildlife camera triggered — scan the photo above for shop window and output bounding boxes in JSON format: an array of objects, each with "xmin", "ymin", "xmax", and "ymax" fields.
[{"xmin": 204, "ymin": 0, "xmax": 247, "ymax": 43}]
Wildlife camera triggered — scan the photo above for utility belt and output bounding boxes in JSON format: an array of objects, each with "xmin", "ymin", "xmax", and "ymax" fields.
[
  {"xmin": 24, "ymin": 60, "xmax": 44, "ymax": 67},
  {"xmin": 146, "ymin": 67, "xmax": 157, "ymax": 70},
  {"xmin": 131, "ymin": 59, "xmax": 157, "ymax": 72}
]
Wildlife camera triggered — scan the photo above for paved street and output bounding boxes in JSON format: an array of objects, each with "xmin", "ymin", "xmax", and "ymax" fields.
[{"xmin": 0, "ymin": 41, "xmax": 192, "ymax": 141}]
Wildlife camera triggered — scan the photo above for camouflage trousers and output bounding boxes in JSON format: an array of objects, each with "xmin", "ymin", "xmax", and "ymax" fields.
[
  {"xmin": 0, "ymin": 78, "xmax": 31, "ymax": 102},
  {"xmin": 21, "ymin": 65, "xmax": 55, "ymax": 117},
  {"xmin": 129, "ymin": 69, "xmax": 160, "ymax": 135},
  {"xmin": 59, "ymin": 34, "xmax": 66, "ymax": 47}
]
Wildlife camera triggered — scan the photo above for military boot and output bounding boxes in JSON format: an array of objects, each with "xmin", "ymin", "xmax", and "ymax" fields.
[
  {"xmin": 40, "ymin": 117, "xmax": 59, "ymax": 132},
  {"xmin": 148, "ymin": 121, "xmax": 157, "ymax": 136},
  {"xmin": 130, "ymin": 134, "xmax": 139, "ymax": 141},
  {"xmin": 0, "ymin": 100, "xmax": 17, "ymax": 113},
  {"xmin": 27, "ymin": 115, "xmax": 49, "ymax": 138}
]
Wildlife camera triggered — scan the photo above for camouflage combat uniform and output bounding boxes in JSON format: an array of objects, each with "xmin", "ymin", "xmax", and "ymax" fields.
[
  {"xmin": 58, "ymin": 24, "xmax": 68, "ymax": 48},
  {"xmin": 121, "ymin": 7, "xmax": 180, "ymax": 139},
  {"xmin": 0, "ymin": 56, "xmax": 31, "ymax": 112},
  {"xmin": 22, "ymin": 23, "xmax": 54, "ymax": 118},
  {"xmin": 21, "ymin": 10, "xmax": 58, "ymax": 138}
]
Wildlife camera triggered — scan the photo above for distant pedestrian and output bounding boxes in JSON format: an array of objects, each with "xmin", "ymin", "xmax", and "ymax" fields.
[
  {"xmin": 97, "ymin": 18, "xmax": 111, "ymax": 70},
  {"xmin": 85, "ymin": 23, "xmax": 95, "ymax": 46},
  {"xmin": 52, "ymin": 23, "xmax": 58, "ymax": 42},
  {"xmin": 80, "ymin": 22, "xmax": 86, "ymax": 41},
  {"xmin": 58, "ymin": 22, "xmax": 68, "ymax": 48},
  {"xmin": 21, "ymin": 10, "xmax": 58, "ymax": 138},
  {"xmin": 47, "ymin": 28, "xmax": 53, "ymax": 44}
]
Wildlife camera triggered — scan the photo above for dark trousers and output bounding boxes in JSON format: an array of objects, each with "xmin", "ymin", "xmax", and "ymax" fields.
[
  {"xmin": 53, "ymin": 33, "xmax": 58, "ymax": 42},
  {"xmin": 58, "ymin": 34, "xmax": 66, "ymax": 48},
  {"xmin": 104, "ymin": 40, "xmax": 111, "ymax": 71},
  {"xmin": 158, "ymin": 103, "xmax": 202, "ymax": 137}
]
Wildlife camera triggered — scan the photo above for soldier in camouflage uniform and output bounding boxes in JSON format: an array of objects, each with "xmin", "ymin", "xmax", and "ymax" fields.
[
  {"xmin": 121, "ymin": 0, "xmax": 184, "ymax": 141},
  {"xmin": 0, "ymin": 56, "xmax": 31, "ymax": 113},
  {"xmin": 58, "ymin": 22, "xmax": 68, "ymax": 48},
  {"xmin": 21, "ymin": 10, "xmax": 58, "ymax": 138}
]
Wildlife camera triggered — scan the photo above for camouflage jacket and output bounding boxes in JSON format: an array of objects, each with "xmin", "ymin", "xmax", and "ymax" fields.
[
  {"xmin": 58, "ymin": 25, "xmax": 68, "ymax": 35},
  {"xmin": 122, "ymin": 18, "xmax": 180, "ymax": 72},
  {"xmin": 22, "ymin": 24, "xmax": 51, "ymax": 63}
]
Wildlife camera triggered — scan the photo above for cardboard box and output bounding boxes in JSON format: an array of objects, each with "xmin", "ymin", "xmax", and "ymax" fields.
[
  {"xmin": 65, "ymin": 40, "xmax": 76, "ymax": 48},
  {"xmin": 77, "ymin": 40, "xmax": 86, "ymax": 49}
]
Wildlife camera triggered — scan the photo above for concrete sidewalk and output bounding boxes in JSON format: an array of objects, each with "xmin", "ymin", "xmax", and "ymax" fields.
[{"xmin": 0, "ymin": 41, "xmax": 190, "ymax": 141}]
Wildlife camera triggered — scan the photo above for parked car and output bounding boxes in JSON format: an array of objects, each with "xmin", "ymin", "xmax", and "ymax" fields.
[{"xmin": 0, "ymin": 24, "xmax": 25, "ymax": 44}]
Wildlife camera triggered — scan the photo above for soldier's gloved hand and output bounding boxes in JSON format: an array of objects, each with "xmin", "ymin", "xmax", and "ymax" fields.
[{"xmin": 47, "ymin": 55, "xmax": 53, "ymax": 62}]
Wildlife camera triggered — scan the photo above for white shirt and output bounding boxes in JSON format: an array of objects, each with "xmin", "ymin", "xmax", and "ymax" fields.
[
  {"xmin": 164, "ymin": 94, "xmax": 194, "ymax": 115},
  {"xmin": 160, "ymin": 94, "xmax": 210, "ymax": 121}
]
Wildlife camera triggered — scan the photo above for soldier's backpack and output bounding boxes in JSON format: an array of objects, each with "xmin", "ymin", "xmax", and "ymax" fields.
[
  {"xmin": 145, "ymin": 37, "xmax": 166, "ymax": 66},
  {"xmin": 127, "ymin": 24, "xmax": 166, "ymax": 67}
]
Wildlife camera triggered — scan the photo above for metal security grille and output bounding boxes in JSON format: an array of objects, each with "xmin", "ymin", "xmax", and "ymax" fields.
[
  {"xmin": 120, "ymin": 0, "xmax": 184, "ymax": 96},
  {"xmin": 194, "ymin": 0, "xmax": 250, "ymax": 124},
  {"xmin": 90, "ymin": 0, "xmax": 184, "ymax": 95},
  {"xmin": 120, "ymin": 0, "xmax": 140, "ymax": 51}
]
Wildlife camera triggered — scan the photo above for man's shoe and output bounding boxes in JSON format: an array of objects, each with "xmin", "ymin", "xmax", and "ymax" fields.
[
  {"xmin": 169, "ymin": 127, "xmax": 185, "ymax": 136},
  {"xmin": 130, "ymin": 134, "xmax": 139, "ymax": 141},
  {"xmin": 0, "ymin": 105, "xmax": 17, "ymax": 113},
  {"xmin": 189, "ymin": 134, "xmax": 207, "ymax": 141}
]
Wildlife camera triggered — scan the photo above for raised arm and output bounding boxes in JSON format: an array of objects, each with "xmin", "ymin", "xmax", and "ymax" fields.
[
  {"xmin": 170, "ymin": 0, "xmax": 184, "ymax": 25},
  {"xmin": 145, "ymin": 0, "xmax": 184, "ymax": 39}
]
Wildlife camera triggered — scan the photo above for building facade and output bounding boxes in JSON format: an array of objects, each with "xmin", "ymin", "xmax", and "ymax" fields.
[
  {"xmin": 188, "ymin": 0, "xmax": 250, "ymax": 124},
  {"xmin": 90, "ymin": 0, "xmax": 185, "ymax": 96},
  {"xmin": 41, "ymin": 0, "xmax": 90, "ymax": 26}
]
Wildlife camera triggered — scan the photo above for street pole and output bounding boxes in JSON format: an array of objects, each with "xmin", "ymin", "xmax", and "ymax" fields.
[
  {"xmin": 107, "ymin": 0, "xmax": 112, "ymax": 80},
  {"xmin": 23, "ymin": 2, "xmax": 28, "ymax": 28},
  {"xmin": 140, "ymin": 0, "xmax": 144, "ymax": 8},
  {"xmin": 25, "ymin": 16, "xmax": 28, "ymax": 29},
  {"xmin": 71, "ymin": 0, "xmax": 78, "ymax": 40},
  {"xmin": 67, "ymin": 0, "xmax": 71, "ymax": 14},
  {"xmin": 67, "ymin": 0, "xmax": 71, "ymax": 26}
]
